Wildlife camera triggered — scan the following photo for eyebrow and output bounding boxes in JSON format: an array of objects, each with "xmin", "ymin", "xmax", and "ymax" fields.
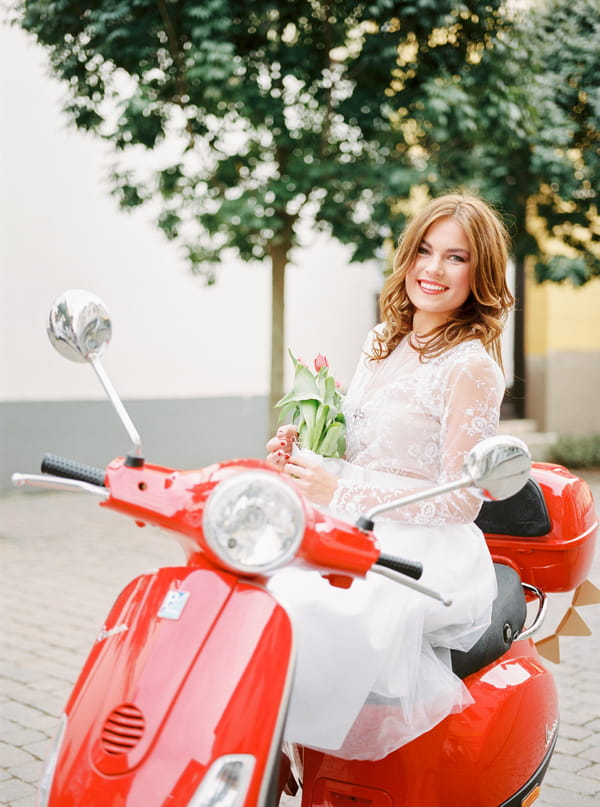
[{"xmin": 420, "ymin": 239, "xmax": 470, "ymax": 255}]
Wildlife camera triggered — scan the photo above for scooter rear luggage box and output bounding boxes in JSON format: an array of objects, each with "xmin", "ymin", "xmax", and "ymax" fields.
[{"xmin": 480, "ymin": 462, "xmax": 597, "ymax": 592}]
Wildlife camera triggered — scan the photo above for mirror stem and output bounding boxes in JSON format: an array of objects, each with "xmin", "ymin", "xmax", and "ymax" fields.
[
  {"xmin": 356, "ymin": 474, "xmax": 471, "ymax": 533},
  {"xmin": 91, "ymin": 358, "xmax": 144, "ymax": 465}
]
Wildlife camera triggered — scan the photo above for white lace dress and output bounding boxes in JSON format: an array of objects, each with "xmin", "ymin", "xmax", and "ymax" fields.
[{"xmin": 268, "ymin": 329, "xmax": 505, "ymax": 760}]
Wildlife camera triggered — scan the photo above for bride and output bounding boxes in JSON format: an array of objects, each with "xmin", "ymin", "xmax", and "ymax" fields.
[{"xmin": 266, "ymin": 192, "xmax": 514, "ymax": 760}]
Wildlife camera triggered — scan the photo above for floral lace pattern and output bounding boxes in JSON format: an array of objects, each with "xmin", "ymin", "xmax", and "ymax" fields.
[{"xmin": 330, "ymin": 330, "xmax": 505, "ymax": 525}]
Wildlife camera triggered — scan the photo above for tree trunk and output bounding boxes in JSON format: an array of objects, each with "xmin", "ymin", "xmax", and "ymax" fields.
[
  {"xmin": 512, "ymin": 254, "xmax": 526, "ymax": 419},
  {"xmin": 511, "ymin": 201, "xmax": 529, "ymax": 420},
  {"xmin": 269, "ymin": 242, "xmax": 289, "ymax": 436}
]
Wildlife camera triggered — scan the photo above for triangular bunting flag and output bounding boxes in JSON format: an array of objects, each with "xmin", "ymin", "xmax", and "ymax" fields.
[
  {"xmin": 572, "ymin": 579, "xmax": 600, "ymax": 608},
  {"xmin": 556, "ymin": 607, "xmax": 592, "ymax": 637},
  {"xmin": 536, "ymin": 634, "xmax": 561, "ymax": 664}
]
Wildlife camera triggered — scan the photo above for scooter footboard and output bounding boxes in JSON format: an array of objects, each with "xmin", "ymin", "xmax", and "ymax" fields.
[
  {"xmin": 302, "ymin": 640, "xmax": 558, "ymax": 807},
  {"xmin": 44, "ymin": 564, "xmax": 295, "ymax": 806}
]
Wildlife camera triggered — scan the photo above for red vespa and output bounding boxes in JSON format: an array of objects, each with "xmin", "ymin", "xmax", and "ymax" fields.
[{"xmin": 13, "ymin": 291, "xmax": 597, "ymax": 807}]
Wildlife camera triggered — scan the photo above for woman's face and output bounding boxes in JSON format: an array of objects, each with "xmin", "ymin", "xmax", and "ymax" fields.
[{"xmin": 406, "ymin": 216, "xmax": 472, "ymax": 333}]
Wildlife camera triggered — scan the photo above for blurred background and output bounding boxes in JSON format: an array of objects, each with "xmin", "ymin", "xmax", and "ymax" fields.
[{"xmin": 1, "ymin": 0, "xmax": 599, "ymax": 490}]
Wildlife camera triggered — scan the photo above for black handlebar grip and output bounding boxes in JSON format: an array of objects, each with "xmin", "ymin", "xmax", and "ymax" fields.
[
  {"xmin": 375, "ymin": 553, "xmax": 423, "ymax": 580},
  {"xmin": 41, "ymin": 453, "xmax": 107, "ymax": 487}
]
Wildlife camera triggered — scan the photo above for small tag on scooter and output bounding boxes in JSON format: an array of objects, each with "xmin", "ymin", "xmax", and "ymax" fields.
[{"xmin": 158, "ymin": 590, "xmax": 190, "ymax": 620}]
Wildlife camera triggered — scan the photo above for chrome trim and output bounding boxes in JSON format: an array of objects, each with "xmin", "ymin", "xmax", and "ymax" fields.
[
  {"xmin": 517, "ymin": 582, "xmax": 548, "ymax": 640},
  {"xmin": 11, "ymin": 473, "xmax": 109, "ymax": 499},
  {"xmin": 371, "ymin": 565, "xmax": 452, "ymax": 606},
  {"xmin": 47, "ymin": 290, "xmax": 143, "ymax": 459},
  {"xmin": 257, "ymin": 596, "xmax": 297, "ymax": 807},
  {"xmin": 90, "ymin": 357, "xmax": 143, "ymax": 459}
]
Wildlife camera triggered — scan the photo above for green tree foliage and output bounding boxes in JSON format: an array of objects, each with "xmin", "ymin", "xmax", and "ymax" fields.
[
  {"xmin": 14, "ymin": 0, "xmax": 511, "ymax": 421},
  {"xmin": 391, "ymin": 0, "xmax": 599, "ymax": 284},
  {"xmin": 527, "ymin": 0, "xmax": 599, "ymax": 285}
]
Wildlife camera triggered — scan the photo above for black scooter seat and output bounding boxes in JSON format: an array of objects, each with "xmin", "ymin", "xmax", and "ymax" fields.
[{"xmin": 450, "ymin": 563, "xmax": 527, "ymax": 679}]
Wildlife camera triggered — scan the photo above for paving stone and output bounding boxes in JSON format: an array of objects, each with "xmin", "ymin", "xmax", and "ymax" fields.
[
  {"xmin": 579, "ymin": 746, "xmax": 600, "ymax": 763},
  {"xmin": 555, "ymin": 735, "xmax": 590, "ymax": 756},
  {"xmin": 21, "ymin": 739, "xmax": 52, "ymax": 761},
  {"xmin": 548, "ymin": 752, "xmax": 593, "ymax": 773},
  {"xmin": 582, "ymin": 763, "xmax": 600, "ymax": 782},
  {"xmin": 541, "ymin": 768, "xmax": 600, "ymax": 796},
  {"xmin": 0, "ymin": 743, "xmax": 35, "ymax": 769},
  {"xmin": 0, "ymin": 726, "xmax": 46, "ymax": 748},
  {"xmin": 8, "ymin": 759, "xmax": 45, "ymax": 785},
  {"xmin": 558, "ymin": 722, "xmax": 594, "ymax": 741},
  {"xmin": 536, "ymin": 787, "xmax": 600, "ymax": 807},
  {"xmin": 0, "ymin": 777, "xmax": 32, "ymax": 803}
]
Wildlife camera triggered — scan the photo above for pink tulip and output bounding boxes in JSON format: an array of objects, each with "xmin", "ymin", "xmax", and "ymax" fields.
[{"xmin": 314, "ymin": 353, "xmax": 329, "ymax": 371}]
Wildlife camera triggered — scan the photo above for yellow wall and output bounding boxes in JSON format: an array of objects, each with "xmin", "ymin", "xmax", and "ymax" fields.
[{"xmin": 526, "ymin": 270, "xmax": 600, "ymax": 355}]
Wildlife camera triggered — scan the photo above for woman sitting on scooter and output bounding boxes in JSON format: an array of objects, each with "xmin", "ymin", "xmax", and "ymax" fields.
[{"xmin": 266, "ymin": 192, "xmax": 514, "ymax": 761}]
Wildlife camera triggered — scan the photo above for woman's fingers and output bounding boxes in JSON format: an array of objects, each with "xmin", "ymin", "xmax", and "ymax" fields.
[
  {"xmin": 266, "ymin": 436, "xmax": 285, "ymax": 452},
  {"xmin": 266, "ymin": 448, "xmax": 292, "ymax": 467},
  {"xmin": 266, "ymin": 425, "xmax": 298, "ymax": 455},
  {"xmin": 277, "ymin": 424, "xmax": 298, "ymax": 439},
  {"xmin": 282, "ymin": 457, "xmax": 337, "ymax": 506}
]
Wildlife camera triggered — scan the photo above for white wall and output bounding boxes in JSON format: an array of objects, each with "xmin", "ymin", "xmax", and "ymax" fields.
[{"xmin": 0, "ymin": 22, "xmax": 380, "ymax": 404}]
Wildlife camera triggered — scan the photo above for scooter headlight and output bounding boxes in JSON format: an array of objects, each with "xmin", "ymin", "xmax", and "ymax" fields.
[{"xmin": 203, "ymin": 470, "xmax": 305, "ymax": 574}]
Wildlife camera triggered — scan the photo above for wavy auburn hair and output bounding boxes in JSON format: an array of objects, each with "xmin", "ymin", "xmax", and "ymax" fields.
[{"xmin": 371, "ymin": 193, "xmax": 514, "ymax": 370}]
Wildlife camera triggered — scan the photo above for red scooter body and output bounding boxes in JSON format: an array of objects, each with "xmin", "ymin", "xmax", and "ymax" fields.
[
  {"xmin": 50, "ymin": 562, "xmax": 294, "ymax": 805},
  {"xmin": 21, "ymin": 290, "xmax": 596, "ymax": 807},
  {"xmin": 29, "ymin": 457, "xmax": 596, "ymax": 807}
]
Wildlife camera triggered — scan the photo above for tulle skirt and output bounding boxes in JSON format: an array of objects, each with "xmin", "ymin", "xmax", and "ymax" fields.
[{"xmin": 267, "ymin": 477, "xmax": 497, "ymax": 761}]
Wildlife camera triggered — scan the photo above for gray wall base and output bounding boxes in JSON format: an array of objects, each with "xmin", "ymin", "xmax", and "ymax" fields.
[{"xmin": 1, "ymin": 397, "xmax": 269, "ymax": 494}]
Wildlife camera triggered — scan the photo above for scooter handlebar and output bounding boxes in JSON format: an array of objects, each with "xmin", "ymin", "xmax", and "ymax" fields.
[
  {"xmin": 375, "ymin": 553, "xmax": 423, "ymax": 580},
  {"xmin": 41, "ymin": 453, "xmax": 107, "ymax": 487}
]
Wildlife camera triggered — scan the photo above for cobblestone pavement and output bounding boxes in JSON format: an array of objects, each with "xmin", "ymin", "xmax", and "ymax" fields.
[{"xmin": 1, "ymin": 473, "xmax": 599, "ymax": 807}]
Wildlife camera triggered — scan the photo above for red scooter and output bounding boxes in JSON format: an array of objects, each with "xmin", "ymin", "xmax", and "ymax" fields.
[{"xmin": 13, "ymin": 291, "xmax": 597, "ymax": 807}]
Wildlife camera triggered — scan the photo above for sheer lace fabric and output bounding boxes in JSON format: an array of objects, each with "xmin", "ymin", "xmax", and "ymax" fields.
[
  {"xmin": 331, "ymin": 330, "xmax": 505, "ymax": 524},
  {"xmin": 269, "ymin": 330, "xmax": 504, "ymax": 760}
]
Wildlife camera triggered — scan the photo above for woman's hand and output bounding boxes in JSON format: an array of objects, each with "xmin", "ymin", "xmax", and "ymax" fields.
[
  {"xmin": 266, "ymin": 425, "xmax": 337, "ymax": 505},
  {"xmin": 266, "ymin": 425, "xmax": 298, "ymax": 468},
  {"xmin": 282, "ymin": 453, "xmax": 338, "ymax": 506}
]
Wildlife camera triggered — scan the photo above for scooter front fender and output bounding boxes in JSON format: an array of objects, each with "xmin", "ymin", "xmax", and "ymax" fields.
[{"xmin": 46, "ymin": 561, "xmax": 294, "ymax": 806}]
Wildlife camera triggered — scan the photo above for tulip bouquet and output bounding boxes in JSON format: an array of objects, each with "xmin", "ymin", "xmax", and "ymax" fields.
[{"xmin": 276, "ymin": 351, "xmax": 346, "ymax": 459}]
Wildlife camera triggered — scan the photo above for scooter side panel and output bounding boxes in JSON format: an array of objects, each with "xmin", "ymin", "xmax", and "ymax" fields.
[
  {"xmin": 302, "ymin": 641, "xmax": 558, "ymax": 807},
  {"xmin": 47, "ymin": 564, "xmax": 294, "ymax": 806}
]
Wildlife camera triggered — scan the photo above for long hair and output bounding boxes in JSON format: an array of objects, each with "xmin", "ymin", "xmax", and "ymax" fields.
[{"xmin": 371, "ymin": 193, "xmax": 514, "ymax": 370}]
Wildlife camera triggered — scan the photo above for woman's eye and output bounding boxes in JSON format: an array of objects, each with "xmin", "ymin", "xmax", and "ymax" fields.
[
  {"xmin": 449, "ymin": 254, "xmax": 466, "ymax": 262},
  {"xmin": 417, "ymin": 245, "xmax": 429, "ymax": 255}
]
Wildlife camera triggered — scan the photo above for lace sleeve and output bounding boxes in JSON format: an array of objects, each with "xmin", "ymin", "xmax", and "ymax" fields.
[{"xmin": 329, "ymin": 352, "xmax": 505, "ymax": 526}]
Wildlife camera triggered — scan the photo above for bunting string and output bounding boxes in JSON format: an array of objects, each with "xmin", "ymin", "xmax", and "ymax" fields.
[{"xmin": 535, "ymin": 578, "xmax": 600, "ymax": 664}]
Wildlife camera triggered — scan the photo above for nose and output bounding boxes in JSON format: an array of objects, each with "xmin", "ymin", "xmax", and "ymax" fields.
[{"xmin": 423, "ymin": 253, "xmax": 443, "ymax": 275}]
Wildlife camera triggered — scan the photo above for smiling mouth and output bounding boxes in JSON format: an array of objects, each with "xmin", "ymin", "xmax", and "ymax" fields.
[{"xmin": 418, "ymin": 280, "xmax": 448, "ymax": 294}]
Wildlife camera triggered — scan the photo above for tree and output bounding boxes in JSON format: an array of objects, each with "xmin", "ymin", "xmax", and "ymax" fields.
[
  {"xmin": 525, "ymin": 0, "xmax": 600, "ymax": 285},
  {"xmin": 14, "ymin": 0, "xmax": 512, "ymax": 430},
  {"xmin": 379, "ymin": 0, "xmax": 600, "ymax": 412}
]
